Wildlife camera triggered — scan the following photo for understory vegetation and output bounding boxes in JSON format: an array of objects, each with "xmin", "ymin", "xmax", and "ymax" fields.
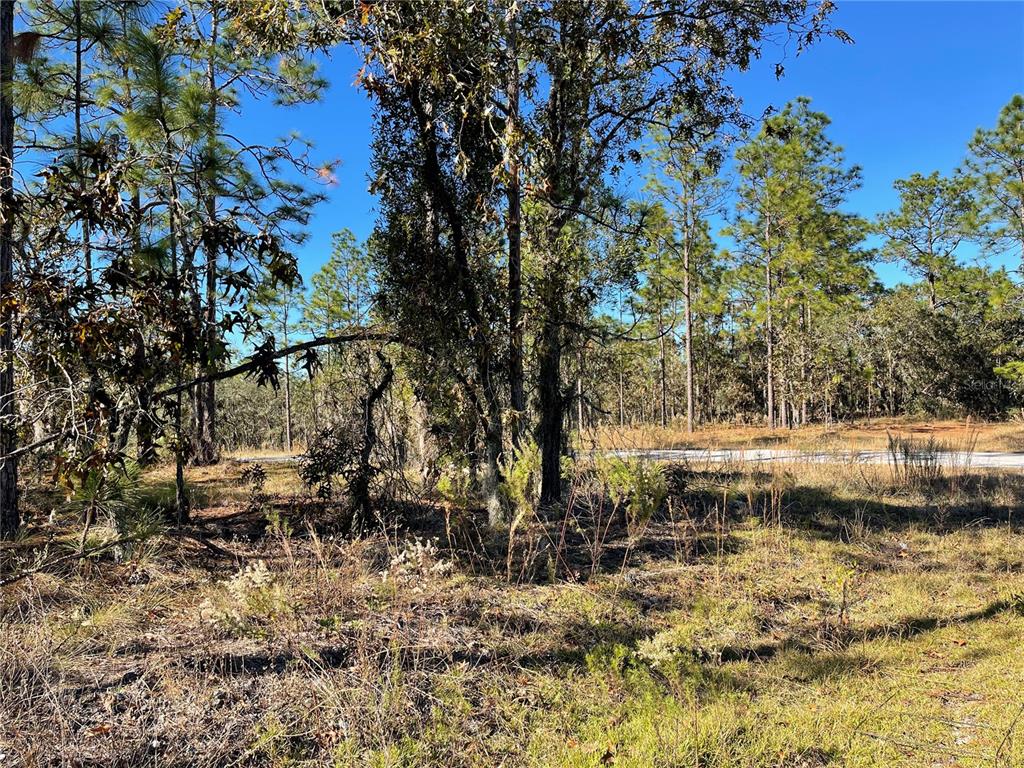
[{"xmin": 3, "ymin": 448, "xmax": 1024, "ymax": 767}]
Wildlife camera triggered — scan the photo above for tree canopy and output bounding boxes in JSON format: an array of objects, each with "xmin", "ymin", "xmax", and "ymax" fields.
[{"xmin": 0, "ymin": 1, "xmax": 1020, "ymax": 539}]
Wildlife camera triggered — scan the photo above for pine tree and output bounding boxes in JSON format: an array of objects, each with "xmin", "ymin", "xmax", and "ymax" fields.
[
  {"xmin": 636, "ymin": 205, "xmax": 683, "ymax": 428},
  {"xmin": 301, "ymin": 228, "xmax": 374, "ymax": 430},
  {"xmin": 877, "ymin": 172, "xmax": 979, "ymax": 311},
  {"xmin": 964, "ymin": 94, "xmax": 1024, "ymax": 268},
  {"xmin": 645, "ymin": 131, "xmax": 726, "ymax": 431},
  {"xmin": 730, "ymin": 98, "xmax": 867, "ymax": 427},
  {"xmin": 179, "ymin": 0, "xmax": 326, "ymax": 465},
  {"xmin": 304, "ymin": 229, "xmax": 373, "ymax": 337},
  {"xmin": 520, "ymin": 4, "xmax": 838, "ymax": 500}
]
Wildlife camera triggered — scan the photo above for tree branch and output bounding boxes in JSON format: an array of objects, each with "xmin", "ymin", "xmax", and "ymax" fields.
[{"xmin": 154, "ymin": 328, "xmax": 397, "ymax": 400}]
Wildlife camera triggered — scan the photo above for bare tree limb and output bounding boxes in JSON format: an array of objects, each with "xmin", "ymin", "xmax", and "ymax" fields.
[{"xmin": 153, "ymin": 328, "xmax": 397, "ymax": 400}]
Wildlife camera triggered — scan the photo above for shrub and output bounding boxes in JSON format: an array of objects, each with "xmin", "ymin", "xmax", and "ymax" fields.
[
  {"xmin": 436, "ymin": 460, "xmax": 472, "ymax": 509},
  {"xmin": 240, "ymin": 463, "xmax": 269, "ymax": 510},
  {"xmin": 199, "ymin": 561, "xmax": 291, "ymax": 638},
  {"xmin": 300, "ymin": 416, "xmax": 384, "ymax": 532},
  {"xmin": 382, "ymin": 537, "xmax": 452, "ymax": 583},
  {"xmin": 299, "ymin": 422, "xmax": 362, "ymax": 501},
  {"xmin": 500, "ymin": 439, "xmax": 541, "ymax": 533},
  {"xmin": 595, "ymin": 456, "xmax": 667, "ymax": 535},
  {"xmin": 63, "ymin": 460, "xmax": 163, "ymax": 560}
]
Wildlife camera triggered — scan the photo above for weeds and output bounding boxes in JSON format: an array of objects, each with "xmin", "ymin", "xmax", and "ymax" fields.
[
  {"xmin": 240, "ymin": 462, "xmax": 270, "ymax": 513},
  {"xmin": 3, "ymin": 456, "xmax": 1024, "ymax": 767},
  {"xmin": 501, "ymin": 439, "xmax": 542, "ymax": 580},
  {"xmin": 596, "ymin": 455, "xmax": 668, "ymax": 536},
  {"xmin": 887, "ymin": 432, "xmax": 944, "ymax": 491},
  {"xmin": 381, "ymin": 536, "xmax": 453, "ymax": 584},
  {"xmin": 199, "ymin": 561, "xmax": 292, "ymax": 639}
]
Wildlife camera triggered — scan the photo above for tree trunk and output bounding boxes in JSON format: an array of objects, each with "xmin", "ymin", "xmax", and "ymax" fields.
[
  {"xmin": 505, "ymin": 4, "xmax": 524, "ymax": 449},
  {"xmin": 167, "ymin": 157, "xmax": 189, "ymax": 522},
  {"xmin": 283, "ymin": 352, "xmax": 292, "ymax": 453},
  {"xmin": 351, "ymin": 353, "xmax": 393, "ymax": 533},
  {"xmin": 195, "ymin": 7, "xmax": 219, "ymax": 466},
  {"xmin": 136, "ymin": 383, "xmax": 159, "ymax": 466},
  {"xmin": 761, "ymin": 219, "xmax": 774, "ymax": 430},
  {"xmin": 658, "ymin": 321, "xmax": 667, "ymax": 428},
  {"xmin": 118, "ymin": 17, "xmax": 155, "ymax": 468},
  {"xmin": 0, "ymin": 0, "xmax": 18, "ymax": 538},
  {"xmin": 765, "ymin": 255, "xmax": 775, "ymax": 429},
  {"xmin": 538, "ymin": 312, "xmax": 562, "ymax": 504},
  {"xmin": 187, "ymin": 181, "xmax": 206, "ymax": 462},
  {"xmin": 74, "ymin": 0, "xmax": 92, "ymax": 288},
  {"xmin": 483, "ymin": 422, "xmax": 504, "ymax": 527},
  {"xmin": 75, "ymin": 0, "xmax": 103, "ymax": 449},
  {"xmin": 1018, "ymin": 200, "xmax": 1023, "ymax": 274},
  {"xmin": 800, "ymin": 301, "xmax": 809, "ymax": 425},
  {"xmin": 173, "ymin": 388, "xmax": 187, "ymax": 524},
  {"xmin": 683, "ymin": 230, "xmax": 695, "ymax": 433},
  {"xmin": 478, "ymin": 340, "xmax": 506, "ymax": 526},
  {"xmin": 618, "ymin": 370, "xmax": 624, "ymax": 426},
  {"xmin": 577, "ymin": 372, "xmax": 584, "ymax": 437}
]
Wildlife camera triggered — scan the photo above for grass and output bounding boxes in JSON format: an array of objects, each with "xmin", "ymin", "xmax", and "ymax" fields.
[
  {"xmin": 2, "ymin": 456, "xmax": 1024, "ymax": 767},
  {"xmin": 593, "ymin": 417, "xmax": 1024, "ymax": 454}
]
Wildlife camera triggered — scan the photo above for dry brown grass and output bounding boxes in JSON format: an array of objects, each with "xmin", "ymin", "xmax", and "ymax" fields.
[
  {"xmin": 139, "ymin": 460, "xmax": 305, "ymax": 512},
  {"xmin": 592, "ymin": 417, "xmax": 1024, "ymax": 453},
  {"xmin": 2, "ymin": 457, "xmax": 1024, "ymax": 767}
]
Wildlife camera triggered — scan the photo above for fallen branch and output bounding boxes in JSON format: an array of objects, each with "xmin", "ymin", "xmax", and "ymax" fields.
[
  {"xmin": 176, "ymin": 529, "xmax": 237, "ymax": 559},
  {"xmin": 0, "ymin": 533, "xmax": 144, "ymax": 588},
  {"xmin": 0, "ymin": 332, "xmax": 396, "ymax": 463}
]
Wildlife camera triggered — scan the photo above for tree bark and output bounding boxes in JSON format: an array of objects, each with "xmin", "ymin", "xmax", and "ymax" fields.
[
  {"xmin": 74, "ymin": 0, "xmax": 92, "ymax": 288},
  {"xmin": 75, "ymin": 0, "xmax": 104, "ymax": 451},
  {"xmin": 0, "ymin": 0, "xmax": 18, "ymax": 538},
  {"xmin": 136, "ymin": 383, "xmax": 158, "ymax": 466},
  {"xmin": 167, "ymin": 161, "xmax": 189, "ymax": 522},
  {"xmin": 683, "ymin": 224, "xmax": 695, "ymax": 433},
  {"xmin": 577, "ymin": 370, "xmax": 584, "ymax": 436},
  {"xmin": 618, "ymin": 371, "xmax": 624, "ymax": 426},
  {"xmin": 764, "ymin": 223, "xmax": 775, "ymax": 429},
  {"xmin": 658, "ymin": 320, "xmax": 667, "ymax": 428},
  {"xmin": 350, "ymin": 353, "xmax": 393, "ymax": 533},
  {"xmin": 505, "ymin": 3, "xmax": 524, "ymax": 449},
  {"xmin": 407, "ymin": 80, "xmax": 507, "ymax": 520},
  {"xmin": 195, "ymin": 6, "xmax": 219, "ymax": 466},
  {"xmin": 482, "ymin": 416, "xmax": 504, "ymax": 527},
  {"xmin": 538, "ymin": 309, "xmax": 562, "ymax": 504},
  {"xmin": 283, "ymin": 352, "xmax": 292, "ymax": 452},
  {"xmin": 800, "ymin": 300, "xmax": 809, "ymax": 425}
]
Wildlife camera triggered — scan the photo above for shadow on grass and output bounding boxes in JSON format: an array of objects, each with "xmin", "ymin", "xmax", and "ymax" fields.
[
  {"xmin": 713, "ymin": 596, "xmax": 1020, "ymax": 668},
  {"xmin": 159, "ymin": 462, "xmax": 1023, "ymax": 585},
  {"xmin": 670, "ymin": 465, "xmax": 1024, "ymax": 537},
  {"xmin": 138, "ymin": 477, "xmax": 212, "ymax": 517}
]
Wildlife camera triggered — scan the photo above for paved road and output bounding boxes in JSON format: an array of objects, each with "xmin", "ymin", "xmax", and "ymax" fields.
[
  {"xmin": 231, "ymin": 454, "xmax": 301, "ymax": 464},
  {"xmin": 608, "ymin": 448, "xmax": 1024, "ymax": 469},
  {"xmin": 235, "ymin": 448, "xmax": 1024, "ymax": 470}
]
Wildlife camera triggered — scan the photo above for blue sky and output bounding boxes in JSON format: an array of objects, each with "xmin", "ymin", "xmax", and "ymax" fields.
[{"xmin": 230, "ymin": 1, "xmax": 1024, "ymax": 288}]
